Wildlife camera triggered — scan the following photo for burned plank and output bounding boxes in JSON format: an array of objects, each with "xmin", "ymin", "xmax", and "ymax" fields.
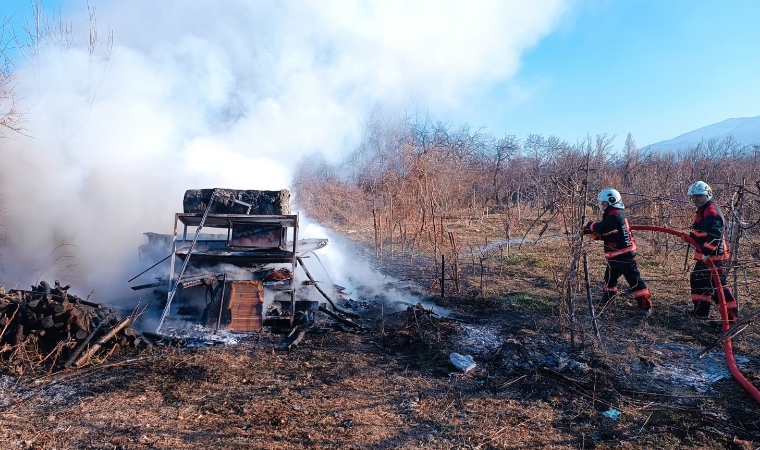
[
  {"xmin": 297, "ymin": 256, "xmax": 359, "ymax": 319},
  {"xmin": 317, "ymin": 305, "xmax": 363, "ymax": 330}
]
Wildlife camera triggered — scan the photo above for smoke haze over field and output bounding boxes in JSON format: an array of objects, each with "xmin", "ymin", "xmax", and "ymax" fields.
[{"xmin": 0, "ymin": 0, "xmax": 569, "ymax": 297}]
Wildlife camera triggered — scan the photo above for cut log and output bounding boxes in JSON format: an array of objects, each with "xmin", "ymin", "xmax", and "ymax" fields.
[
  {"xmin": 14, "ymin": 324, "xmax": 24, "ymax": 344},
  {"xmin": 182, "ymin": 189, "xmax": 291, "ymax": 215},
  {"xmin": 54, "ymin": 302, "xmax": 75, "ymax": 316},
  {"xmin": 9, "ymin": 290, "xmax": 102, "ymax": 309},
  {"xmin": 72, "ymin": 317, "xmax": 131, "ymax": 367},
  {"xmin": 41, "ymin": 316, "xmax": 55, "ymax": 329},
  {"xmin": 71, "ymin": 298, "xmax": 102, "ymax": 309},
  {"xmin": 134, "ymin": 332, "xmax": 155, "ymax": 349},
  {"xmin": 65, "ymin": 318, "xmax": 109, "ymax": 367},
  {"xmin": 74, "ymin": 329, "xmax": 88, "ymax": 340},
  {"xmin": 69, "ymin": 310, "xmax": 90, "ymax": 334},
  {"xmin": 1, "ymin": 280, "xmax": 149, "ymax": 371}
]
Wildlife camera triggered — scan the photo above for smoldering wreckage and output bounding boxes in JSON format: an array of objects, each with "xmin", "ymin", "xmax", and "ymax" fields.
[
  {"xmin": 2, "ymin": 188, "xmax": 759, "ymax": 410},
  {"xmin": 0, "ymin": 188, "xmax": 394, "ymax": 376}
]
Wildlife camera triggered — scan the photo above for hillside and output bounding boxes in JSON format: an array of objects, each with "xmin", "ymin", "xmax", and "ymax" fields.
[{"xmin": 642, "ymin": 116, "xmax": 760, "ymax": 153}]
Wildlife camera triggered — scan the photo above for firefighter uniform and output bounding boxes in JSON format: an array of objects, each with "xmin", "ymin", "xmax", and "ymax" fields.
[
  {"xmin": 584, "ymin": 206, "xmax": 652, "ymax": 313},
  {"xmin": 689, "ymin": 199, "xmax": 738, "ymax": 322}
]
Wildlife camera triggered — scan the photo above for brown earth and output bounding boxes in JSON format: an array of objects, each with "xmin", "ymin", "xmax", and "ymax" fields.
[{"xmin": 1, "ymin": 214, "xmax": 760, "ymax": 449}]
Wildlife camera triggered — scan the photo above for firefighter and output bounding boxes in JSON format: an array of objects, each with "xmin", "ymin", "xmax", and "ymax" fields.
[
  {"xmin": 580, "ymin": 188, "xmax": 653, "ymax": 316},
  {"xmin": 683, "ymin": 181, "xmax": 739, "ymax": 323}
]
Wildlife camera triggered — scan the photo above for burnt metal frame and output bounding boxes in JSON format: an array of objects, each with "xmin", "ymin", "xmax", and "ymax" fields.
[{"xmin": 158, "ymin": 211, "xmax": 299, "ymax": 332}]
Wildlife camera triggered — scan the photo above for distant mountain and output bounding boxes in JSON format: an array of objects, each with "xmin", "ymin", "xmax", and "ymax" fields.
[{"xmin": 642, "ymin": 116, "xmax": 760, "ymax": 153}]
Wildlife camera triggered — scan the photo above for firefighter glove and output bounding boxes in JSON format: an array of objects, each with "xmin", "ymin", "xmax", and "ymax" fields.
[
  {"xmin": 590, "ymin": 232, "xmax": 601, "ymax": 240},
  {"xmin": 680, "ymin": 233, "xmax": 689, "ymax": 243},
  {"xmin": 701, "ymin": 253, "xmax": 710, "ymax": 261},
  {"xmin": 578, "ymin": 228, "xmax": 585, "ymax": 237}
]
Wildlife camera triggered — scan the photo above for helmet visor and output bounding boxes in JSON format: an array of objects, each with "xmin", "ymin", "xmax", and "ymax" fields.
[{"xmin": 690, "ymin": 194, "xmax": 708, "ymax": 207}]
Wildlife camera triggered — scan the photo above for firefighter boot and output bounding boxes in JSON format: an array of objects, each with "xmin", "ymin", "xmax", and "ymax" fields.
[
  {"xmin": 600, "ymin": 287, "xmax": 617, "ymax": 306},
  {"xmin": 637, "ymin": 296, "xmax": 652, "ymax": 317},
  {"xmin": 690, "ymin": 301, "xmax": 711, "ymax": 319}
]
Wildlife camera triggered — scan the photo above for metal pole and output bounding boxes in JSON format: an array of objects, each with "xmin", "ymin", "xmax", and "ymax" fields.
[
  {"xmin": 441, "ymin": 254, "xmax": 445, "ymax": 298},
  {"xmin": 583, "ymin": 252, "xmax": 601, "ymax": 341},
  {"xmin": 157, "ymin": 191, "xmax": 217, "ymax": 332},
  {"xmin": 215, "ymin": 273, "xmax": 227, "ymax": 332},
  {"xmin": 128, "ymin": 253, "xmax": 172, "ymax": 283}
]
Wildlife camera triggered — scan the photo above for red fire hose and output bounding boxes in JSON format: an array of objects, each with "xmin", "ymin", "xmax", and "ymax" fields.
[{"xmin": 630, "ymin": 225, "xmax": 760, "ymax": 404}]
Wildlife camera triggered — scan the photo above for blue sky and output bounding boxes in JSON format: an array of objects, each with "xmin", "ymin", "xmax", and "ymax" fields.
[
  {"xmin": 2, "ymin": 0, "xmax": 759, "ymax": 149},
  {"xmin": 455, "ymin": 0, "xmax": 760, "ymax": 148},
  {"xmin": 507, "ymin": 0, "xmax": 760, "ymax": 147}
]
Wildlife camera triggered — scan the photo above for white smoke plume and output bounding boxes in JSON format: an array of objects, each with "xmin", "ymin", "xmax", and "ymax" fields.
[{"xmin": 0, "ymin": 0, "xmax": 569, "ymax": 300}]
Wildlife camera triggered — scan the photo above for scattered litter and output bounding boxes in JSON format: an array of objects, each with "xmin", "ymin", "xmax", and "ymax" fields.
[
  {"xmin": 450, "ymin": 353, "xmax": 476, "ymax": 373},
  {"xmin": 601, "ymin": 409, "xmax": 621, "ymax": 420}
]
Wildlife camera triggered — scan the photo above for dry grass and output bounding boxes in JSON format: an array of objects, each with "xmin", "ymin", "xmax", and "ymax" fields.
[{"xmin": 2, "ymin": 212, "xmax": 760, "ymax": 449}]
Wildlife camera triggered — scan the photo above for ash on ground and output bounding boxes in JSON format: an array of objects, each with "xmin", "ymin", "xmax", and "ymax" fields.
[
  {"xmin": 643, "ymin": 342, "xmax": 752, "ymax": 394},
  {"xmin": 457, "ymin": 324, "xmax": 504, "ymax": 357},
  {"xmin": 156, "ymin": 323, "xmax": 251, "ymax": 347}
]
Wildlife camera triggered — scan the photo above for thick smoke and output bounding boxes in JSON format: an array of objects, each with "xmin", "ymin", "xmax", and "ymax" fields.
[{"xmin": 0, "ymin": 0, "xmax": 569, "ymax": 300}]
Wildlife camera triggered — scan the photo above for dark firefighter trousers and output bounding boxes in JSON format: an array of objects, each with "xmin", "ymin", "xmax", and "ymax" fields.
[
  {"xmin": 602, "ymin": 256, "xmax": 652, "ymax": 311},
  {"xmin": 690, "ymin": 260, "xmax": 738, "ymax": 321}
]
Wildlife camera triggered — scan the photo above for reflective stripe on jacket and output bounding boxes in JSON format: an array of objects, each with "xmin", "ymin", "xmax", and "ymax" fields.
[
  {"xmin": 690, "ymin": 200, "xmax": 730, "ymax": 261},
  {"xmin": 585, "ymin": 207, "xmax": 636, "ymax": 260}
]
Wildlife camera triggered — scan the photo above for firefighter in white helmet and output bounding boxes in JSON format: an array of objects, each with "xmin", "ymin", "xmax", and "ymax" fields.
[
  {"xmin": 580, "ymin": 188, "xmax": 653, "ymax": 316},
  {"xmin": 683, "ymin": 181, "xmax": 738, "ymax": 323}
]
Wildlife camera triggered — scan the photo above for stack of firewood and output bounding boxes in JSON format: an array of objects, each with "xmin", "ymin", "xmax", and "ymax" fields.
[{"xmin": 0, "ymin": 281, "xmax": 149, "ymax": 373}]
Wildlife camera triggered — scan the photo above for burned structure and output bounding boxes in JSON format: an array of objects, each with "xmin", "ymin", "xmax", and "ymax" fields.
[{"xmin": 130, "ymin": 189, "xmax": 334, "ymax": 334}]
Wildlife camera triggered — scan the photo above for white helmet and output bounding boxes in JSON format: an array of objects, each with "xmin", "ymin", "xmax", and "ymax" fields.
[
  {"xmin": 687, "ymin": 181, "xmax": 712, "ymax": 207},
  {"xmin": 687, "ymin": 181, "xmax": 712, "ymax": 200},
  {"xmin": 597, "ymin": 188, "xmax": 624, "ymax": 209}
]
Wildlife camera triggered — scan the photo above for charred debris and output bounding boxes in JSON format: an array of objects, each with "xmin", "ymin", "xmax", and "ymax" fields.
[
  {"xmin": 0, "ymin": 188, "xmax": 370, "ymax": 376},
  {"xmin": 130, "ymin": 188, "xmax": 364, "ymax": 349}
]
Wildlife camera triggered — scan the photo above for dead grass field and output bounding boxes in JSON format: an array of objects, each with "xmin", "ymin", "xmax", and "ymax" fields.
[{"xmin": 2, "ymin": 212, "xmax": 760, "ymax": 449}]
